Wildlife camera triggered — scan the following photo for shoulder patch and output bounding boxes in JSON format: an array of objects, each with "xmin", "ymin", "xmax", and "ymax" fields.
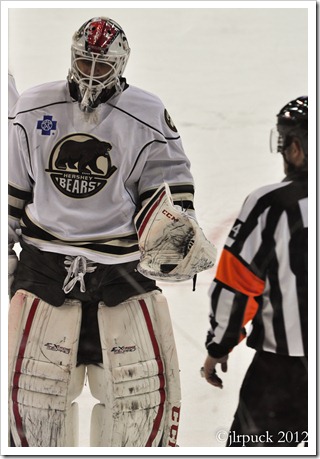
[
  {"xmin": 37, "ymin": 115, "xmax": 57, "ymax": 136},
  {"xmin": 164, "ymin": 109, "xmax": 178, "ymax": 132}
]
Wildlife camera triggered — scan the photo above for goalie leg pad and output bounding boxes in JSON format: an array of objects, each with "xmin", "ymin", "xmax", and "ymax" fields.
[
  {"xmin": 87, "ymin": 290, "xmax": 181, "ymax": 447},
  {"xmin": 8, "ymin": 290, "xmax": 85, "ymax": 447}
]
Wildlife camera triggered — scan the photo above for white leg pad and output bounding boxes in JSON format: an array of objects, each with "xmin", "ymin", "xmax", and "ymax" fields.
[
  {"xmin": 88, "ymin": 290, "xmax": 181, "ymax": 447},
  {"xmin": 8, "ymin": 290, "xmax": 84, "ymax": 447}
]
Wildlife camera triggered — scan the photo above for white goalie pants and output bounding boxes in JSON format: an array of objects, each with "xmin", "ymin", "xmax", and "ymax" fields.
[{"xmin": 8, "ymin": 289, "xmax": 181, "ymax": 447}]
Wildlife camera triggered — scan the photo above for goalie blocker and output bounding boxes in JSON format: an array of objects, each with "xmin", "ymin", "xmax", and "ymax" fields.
[{"xmin": 134, "ymin": 183, "xmax": 217, "ymax": 282}]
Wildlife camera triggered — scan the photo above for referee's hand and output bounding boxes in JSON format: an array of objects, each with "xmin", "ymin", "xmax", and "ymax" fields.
[{"xmin": 201, "ymin": 354, "xmax": 228, "ymax": 389}]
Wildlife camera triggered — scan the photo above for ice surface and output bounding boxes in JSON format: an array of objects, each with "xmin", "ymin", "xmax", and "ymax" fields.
[{"xmin": 6, "ymin": 3, "xmax": 313, "ymax": 452}]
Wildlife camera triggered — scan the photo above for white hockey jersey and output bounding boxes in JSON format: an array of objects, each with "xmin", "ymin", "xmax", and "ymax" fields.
[{"xmin": 9, "ymin": 81, "xmax": 195, "ymax": 265}]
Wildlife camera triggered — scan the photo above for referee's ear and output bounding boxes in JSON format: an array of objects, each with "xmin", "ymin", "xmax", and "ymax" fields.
[{"xmin": 287, "ymin": 137, "xmax": 306, "ymax": 169}]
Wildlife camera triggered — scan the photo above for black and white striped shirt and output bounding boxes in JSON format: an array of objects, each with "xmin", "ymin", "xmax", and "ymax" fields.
[{"xmin": 206, "ymin": 171, "xmax": 308, "ymax": 357}]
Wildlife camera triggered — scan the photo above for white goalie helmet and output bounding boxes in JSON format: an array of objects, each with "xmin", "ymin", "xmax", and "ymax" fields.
[{"xmin": 68, "ymin": 17, "xmax": 130, "ymax": 112}]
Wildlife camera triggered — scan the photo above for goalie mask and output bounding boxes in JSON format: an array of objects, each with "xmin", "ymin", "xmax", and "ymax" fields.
[
  {"xmin": 68, "ymin": 17, "xmax": 130, "ymax": 112},
  {"xmin": 134, "ymin": 183, "xmax": 217, "ymax": 283}
]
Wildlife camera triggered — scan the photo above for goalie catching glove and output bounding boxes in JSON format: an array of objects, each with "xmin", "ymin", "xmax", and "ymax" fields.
[{"xmin": 134, "ymin": 183, "xmax": 217, "ymax": 282}]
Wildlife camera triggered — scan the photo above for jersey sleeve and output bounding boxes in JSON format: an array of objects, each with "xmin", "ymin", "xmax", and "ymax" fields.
[
  {"xmin": 205, "ymin": 191, "xmax": 267, "ymax": 357},
  {"xmin": 138, "ymin": 106, "xmax": 195, "ymax": 217},
  {"xmin": 9, "ymin": 117, "xmax": 33, "ymax": 250}
]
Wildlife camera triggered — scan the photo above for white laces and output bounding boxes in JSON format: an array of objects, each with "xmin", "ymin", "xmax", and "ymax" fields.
[{"xmin": 63, "ymin": 255, "xmax": 97, "ymax": 294}]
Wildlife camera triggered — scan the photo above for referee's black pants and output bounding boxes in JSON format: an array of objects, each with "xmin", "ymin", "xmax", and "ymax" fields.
[{"xmin": 227, "ymin": 351, "xmax": 308, "ymax": 447}]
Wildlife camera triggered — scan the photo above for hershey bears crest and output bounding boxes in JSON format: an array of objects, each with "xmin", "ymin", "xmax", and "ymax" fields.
[{"xmin": 46, "ymin": 134, "xmax": 117, "ymax": 198}]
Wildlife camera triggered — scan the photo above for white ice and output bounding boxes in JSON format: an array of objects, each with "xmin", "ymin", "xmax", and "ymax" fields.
[{"xmin": 6, "ymin": 3, "xmax": 314, "ymax": 453}]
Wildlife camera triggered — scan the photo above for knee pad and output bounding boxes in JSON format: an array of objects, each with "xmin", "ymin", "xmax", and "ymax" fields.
[
  {"xmin": 8, "ymin": 290, "xmax": 85, "ymax": 447},
  {"xmin": 87, "ymin": 290, "xmax": 181, "ymax": 447}
]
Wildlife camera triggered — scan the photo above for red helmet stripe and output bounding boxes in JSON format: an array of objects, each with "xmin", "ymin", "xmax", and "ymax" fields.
[{"xmin": 86, "ymin": 20, "xmax": 119, "ymax": 52}]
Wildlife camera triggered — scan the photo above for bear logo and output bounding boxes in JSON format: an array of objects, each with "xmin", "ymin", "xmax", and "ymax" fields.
[
  {"xmin": 46, "ymin": 134, "xmax": 117, "ymax": 198},
  {"xmin": 55, "ymin": 138, "xmax": 114, "ymax": 175}
]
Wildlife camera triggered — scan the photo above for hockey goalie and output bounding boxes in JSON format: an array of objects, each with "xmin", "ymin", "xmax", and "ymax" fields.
[{"xmin": 8, "ymin": 16, "xmax": 217, "ymax": 448}]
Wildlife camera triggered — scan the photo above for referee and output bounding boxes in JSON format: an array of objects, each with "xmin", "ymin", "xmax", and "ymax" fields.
[{"xmin": 202, "ymin": 96, "xmax": 308, "ymax": 447}]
